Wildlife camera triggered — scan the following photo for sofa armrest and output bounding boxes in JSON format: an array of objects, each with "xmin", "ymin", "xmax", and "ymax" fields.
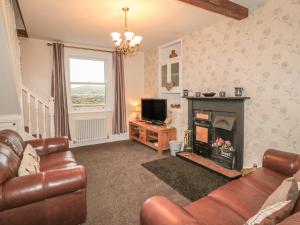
[
  {"xmin": 263, "ymin": 149, "xmax": 300, "ymax": 176},
  {"xmin": 140, "ymin": 196, "xmax": 201, "ymax": 225},
  {"xmin": 25, "ymin": 137, "xmax": 69, "ymax": 156},
  {"xmin": 1, "ymin": 165, "xmax": 86, "ymax": 211}
]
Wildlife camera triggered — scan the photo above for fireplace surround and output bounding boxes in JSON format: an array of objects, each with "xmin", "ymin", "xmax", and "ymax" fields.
[{"xmin": 187, "ymin": 97, "xmax": 250, "ymax": 170}]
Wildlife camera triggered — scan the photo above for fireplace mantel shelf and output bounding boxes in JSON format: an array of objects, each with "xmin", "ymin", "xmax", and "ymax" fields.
[{"xmin": 183, "ymin": 96, "xmax": 250, "ymax": 101}]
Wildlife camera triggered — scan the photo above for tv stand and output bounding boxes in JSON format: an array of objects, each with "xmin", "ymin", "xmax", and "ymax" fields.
[{"xmin": 129, "ymin": 121, "xmax": 177, "ymax": 155}]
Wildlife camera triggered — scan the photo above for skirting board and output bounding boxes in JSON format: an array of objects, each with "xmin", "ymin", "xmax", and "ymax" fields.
[
  {"xmin": 0, "ymin": 114, "xmax": 22, "ymax": 133},
  {"xmin": 69, "ymin": 132, "xmax": 129, "ymax": 148}
]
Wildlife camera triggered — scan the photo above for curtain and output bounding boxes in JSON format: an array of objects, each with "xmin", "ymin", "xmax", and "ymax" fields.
[
  {"xmin": 112, "ymin": 52, "xmax": 127, "ymax": 134},
  {"xmin": 51, "ymin": 43, "xmax": 71, "ymax": 139}
]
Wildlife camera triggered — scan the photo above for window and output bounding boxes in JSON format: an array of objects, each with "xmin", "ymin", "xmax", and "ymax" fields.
[
  {"xmin": 65, "ymin": 48, "xmax": 113, "ymax": 112},
  {"xmin": 69, "ymin": 58, "xmax": 106, "ymax": 108}
]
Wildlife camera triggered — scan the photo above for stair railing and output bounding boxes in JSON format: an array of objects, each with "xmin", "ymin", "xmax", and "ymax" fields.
[{"xmin": 21, "ymin": 85, "xmax": 54, "ymax": 138}]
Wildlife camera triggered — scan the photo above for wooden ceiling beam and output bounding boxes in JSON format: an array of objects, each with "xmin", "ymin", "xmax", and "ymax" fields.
[
  {"xmin": 17, "ymin": 29, "xmax": 28, "ymax": 38},
  {"xmin": 178, "ymin": 0, "xmax": 248, "ymax": 20},
  {"xmin": 15, "ymin": 0, "xmax": 29, "ymax": 38}
]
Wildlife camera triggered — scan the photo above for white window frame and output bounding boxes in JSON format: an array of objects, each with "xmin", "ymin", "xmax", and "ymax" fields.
[{"xmin": 65, "ymin": 48, "xmax": 113, "ymax": 113}]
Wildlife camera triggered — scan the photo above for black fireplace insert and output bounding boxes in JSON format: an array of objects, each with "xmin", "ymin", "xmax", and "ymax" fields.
[{"xmin": 193, "ymin": 111, "xmax": 236, "ymax": 169}]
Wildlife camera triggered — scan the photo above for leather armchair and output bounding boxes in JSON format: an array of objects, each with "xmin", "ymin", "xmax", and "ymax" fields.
[{"xmin": 0, "ymin": 130, "xmax": 87, "ymax": 225}]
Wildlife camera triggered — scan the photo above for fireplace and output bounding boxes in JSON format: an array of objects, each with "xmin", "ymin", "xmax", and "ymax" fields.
[
  {"xmin": 193, "ymin": 112, "xmax": 236, "ymax": 169},
  {"xmin": 187, "ymin": 97, "xmax": 249, "ymax": 170}
]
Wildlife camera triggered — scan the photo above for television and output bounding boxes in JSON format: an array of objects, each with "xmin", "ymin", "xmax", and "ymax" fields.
[{"xmin": 141, "ymin": 99, "xmax": 167, "ymax": 124}]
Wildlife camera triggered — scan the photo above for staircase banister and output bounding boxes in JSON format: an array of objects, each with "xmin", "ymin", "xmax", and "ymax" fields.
[
  {"xmin": 21, "ymin": 84, "xmax": 55, "ymax": 138},
  {"xmin": 21, "ymin": 84, "xmax": 50, "ymax": 107},
  {"xmin": 49, "ymin": 97, "xmax": 55, "ymax": 137}
]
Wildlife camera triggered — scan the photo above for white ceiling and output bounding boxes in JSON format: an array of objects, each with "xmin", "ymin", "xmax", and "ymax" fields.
[{"xmin": 18, "ymin": 0, "xmax": 265, "ymax": 50}]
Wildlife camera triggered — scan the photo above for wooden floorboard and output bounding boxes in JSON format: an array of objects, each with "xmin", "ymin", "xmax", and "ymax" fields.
[{"xmin": 177, "ymin": 151, "xmax": 241, "ymax": 179}]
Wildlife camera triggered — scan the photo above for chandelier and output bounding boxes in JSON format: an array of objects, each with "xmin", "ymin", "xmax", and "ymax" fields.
[{"xmin": 111, "ymin": 7, "xmax": 143, "ymax": 56}]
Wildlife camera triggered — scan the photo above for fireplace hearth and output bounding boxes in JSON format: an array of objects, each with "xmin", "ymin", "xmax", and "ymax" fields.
[{"xmin": 187, "ymin": 96, "xmax": 250, "ymax": 171}]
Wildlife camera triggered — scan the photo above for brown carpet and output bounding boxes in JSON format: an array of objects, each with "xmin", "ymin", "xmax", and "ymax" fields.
[{"xmin": 72, "ymin": 141, "xmax": 190, "ymax": 225}]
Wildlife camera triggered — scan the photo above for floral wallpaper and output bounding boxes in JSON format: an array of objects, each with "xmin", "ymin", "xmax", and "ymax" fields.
[
  {"xmin": 144, "ymin": 0, "xmax": 300, "ymax": 167},
  {"xmin": 144, "ymin": 49, "xmax": 159, "ymax": 98}
]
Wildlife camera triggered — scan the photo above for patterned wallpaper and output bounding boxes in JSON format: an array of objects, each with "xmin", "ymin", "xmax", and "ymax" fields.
[
  {"xmin": 144, "ymin": 49, "xmax": 159, "ymax": 98},
  {"xmin": 144, "ymin": 0, "xmax": 300, "ymax": 167}
]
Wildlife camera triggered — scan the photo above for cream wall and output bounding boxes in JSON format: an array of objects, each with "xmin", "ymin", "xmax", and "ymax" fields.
[
  {"xmin": 144, "ymin": 0, "xmax": 300, "ymax": 167},
  {"xmin": 124, "ymin": 51, "xmax": 145, "ymax": 120},
  {"xmin": 0, "ymin": 0, "xmax": 22, "ymax": 115},
  {"xmin": 20, "ymin": 38, "xmax": 52, "ymax": 101},
  {"xmin": 20, "ymin": 38, "xmax": 144, "ymax": 144}
]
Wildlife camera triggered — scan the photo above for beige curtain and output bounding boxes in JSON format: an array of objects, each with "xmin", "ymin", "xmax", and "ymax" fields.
[
  {"xmin": 112, "ymin": 52, "xmax": 127, "ymax": 134},
  {"xmin": 51, "ymin": 43, "xmax": 71, "ymax": 139}
]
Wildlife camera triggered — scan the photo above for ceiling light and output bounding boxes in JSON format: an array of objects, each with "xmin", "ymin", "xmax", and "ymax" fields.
[{"xmin": 111, "ymin": 7, "xmax": 143, "ymax": 56}]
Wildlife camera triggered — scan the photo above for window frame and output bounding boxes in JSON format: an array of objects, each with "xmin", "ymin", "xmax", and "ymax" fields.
[{"xmin": 65, "ymin": 48, "xmax": 113, "ymax": 113}]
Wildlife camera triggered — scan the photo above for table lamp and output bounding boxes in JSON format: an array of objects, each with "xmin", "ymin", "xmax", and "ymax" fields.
[{"xmin": 135, "ymin": 105, "xmax": 141, "ymax": 121}]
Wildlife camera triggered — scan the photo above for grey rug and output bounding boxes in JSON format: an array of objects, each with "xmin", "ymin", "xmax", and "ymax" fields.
[
  {"xmin": 142, "ymin": 157, "xmax": 230, "ymax": 201},
  {"xmin": 72, "ymin": 141, "xmax": 190, "ymax": 225}
]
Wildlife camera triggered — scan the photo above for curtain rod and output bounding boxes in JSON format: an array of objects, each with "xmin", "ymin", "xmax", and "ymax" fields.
[{"xmin": 47, "ymin": 43, "xmax": 115, "ymax": 53}]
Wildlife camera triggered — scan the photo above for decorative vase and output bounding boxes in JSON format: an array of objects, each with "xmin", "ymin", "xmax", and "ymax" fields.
[
  {"xmin": 169, "ymin": 50, "xmax": 178, "ymax": 58},
  {"xmin": 235, "ymin": 87, "xmax": 244, "ymax": 97},
  {"xmin": 182, "ymin": 89, "xmax": 189, "ymax": 97},
  {"xmin": 219, "ymin": 91, "xmax": 226, "ymax": 97},
  {"xmin": 195, "ymin": 92, "xmax": 201, "ymax": 97}
]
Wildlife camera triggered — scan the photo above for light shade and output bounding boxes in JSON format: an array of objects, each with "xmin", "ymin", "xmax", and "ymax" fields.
[
  {"xmin": 135, "ymin": 105, "xmax": 141, "ymax": 112},
  {"xmin": 129, "ymin": 39, "xmax": 136, "ymax": 47},
  {"xmin": 133, "ymin": 36, "xmax": 143, "ymax": 46},
  {"xmin": 115, "ymin": 38, "xmax": 122, "ymax": 47},
  {"xmin": 124, "ymin": 32, "xmax": 134, "ymax": 41},
  {"xmin": 111, "ymin": 32, "xmax": 121, "ymax": 41}
]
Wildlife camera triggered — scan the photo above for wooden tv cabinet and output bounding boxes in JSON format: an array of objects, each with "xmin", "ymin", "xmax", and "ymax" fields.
[{"xmin": 129, "ymin": 121, "xmax": 177, "ymax": 155}]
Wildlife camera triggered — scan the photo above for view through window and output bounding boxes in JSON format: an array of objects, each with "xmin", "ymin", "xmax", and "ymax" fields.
[{"xmin": 69, "ymin": 58, "xmax": 106, "ymax": 107}]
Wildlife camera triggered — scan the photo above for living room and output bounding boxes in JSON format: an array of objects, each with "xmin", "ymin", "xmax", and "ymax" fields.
[{"xmin": 0, "ymin": 0, "xmax": 300, "ymax": 225}]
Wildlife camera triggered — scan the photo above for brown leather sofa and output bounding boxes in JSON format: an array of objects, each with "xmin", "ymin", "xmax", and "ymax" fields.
[
  {"xmin": 141, "ymin": 149, "xmax": 300, "ymax": 225},
  {"xmin": 0, "ymin": 130, "xmax": 87, "ymax": 225}
]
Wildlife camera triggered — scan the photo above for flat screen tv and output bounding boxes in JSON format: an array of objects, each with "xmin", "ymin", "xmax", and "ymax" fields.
[{"xmin": 141, "ymin": 99, "xmax": 167, "ymax": 124}]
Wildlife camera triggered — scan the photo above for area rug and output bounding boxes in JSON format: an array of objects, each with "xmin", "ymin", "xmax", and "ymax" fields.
[{"xmin": 142, "ymin": 156, "xmax": 230, "ymax": 201}]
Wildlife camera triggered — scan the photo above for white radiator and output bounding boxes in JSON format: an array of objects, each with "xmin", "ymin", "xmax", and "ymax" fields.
[{"xmin": 74, "ymin": 118, "xmax": 107, "ymax": 143}]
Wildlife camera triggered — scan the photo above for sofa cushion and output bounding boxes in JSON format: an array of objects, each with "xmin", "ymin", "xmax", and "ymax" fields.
[
  {"xmin": 261, "ymin": 177, "xmax": 299, "ymax": 210},
  {"xmin": 40, "ymin": 151, "xmax": 77, "ymax": 171},
  {"xmin": 0, "ymin": 143, "xmax": 20, "ymax": 184},
  {"xmin": 277, "ymin": 212, "xmax": 300, "ymax": 225},
  {"xmin": 208, "ymin": 180, "xmax": 269, "ymax": 219},
  {"xmin": 293, "ymin": 169, "xmax": 300, "ymax": 189},
  {"xmin": 294, "ymin": 200, "xmax": 300, "ymax": 213},
  {"xmin": 18, "ymin": 148, "xmax": 40, "ymax": 176},
  {"xmin": 185, "ymin": 196, "xmax": 245, "ymax": 225},
  {"xmin": 239, "ymin": 168, "xmax": 287, "ymax": 195},
  {"xmin": 0, "ymin": 130, "xmax": 25, "ymax": 158},
  {"xmin": 245, "ymin": 200, "xmax": 293, "ymax": 225},
  {"xmin": 23, "ymin": 144, "xmax": 40, "ymax": 163}
]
